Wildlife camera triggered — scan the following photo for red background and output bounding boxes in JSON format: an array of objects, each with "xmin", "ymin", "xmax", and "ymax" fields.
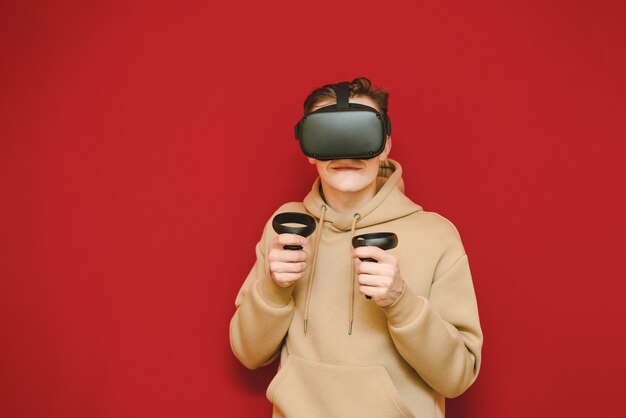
[{"xmin": 1, "ymin": 1, "xmax": 625, "ymax": 417}]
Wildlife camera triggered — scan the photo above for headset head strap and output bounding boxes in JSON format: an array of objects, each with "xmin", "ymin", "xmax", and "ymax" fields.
[{"xmin": 334, "ymin": 82, "xmax": 350, "ymax": 109}]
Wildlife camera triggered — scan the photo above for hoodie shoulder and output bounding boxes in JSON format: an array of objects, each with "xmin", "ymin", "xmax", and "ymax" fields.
[
  {"xmin": 413, "ymin": 210, "xmax": 462, "ymax": 241},
  {"xmin": 406, "ymin": 210, "xmax": 466, "ymax": 256},
  {"xmin": 405, "ymin": 210, "xmax": 468, "ymax": 279}
]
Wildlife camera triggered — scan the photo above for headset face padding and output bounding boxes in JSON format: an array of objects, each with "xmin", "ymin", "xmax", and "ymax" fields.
[{"xmin": 294, "ymin": 82, "xmax": 391, "ymax": 160}]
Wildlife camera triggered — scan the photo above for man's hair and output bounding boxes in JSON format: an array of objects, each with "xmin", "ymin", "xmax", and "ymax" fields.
[{"xmin": 303, "ymin": 77, "xmax": 389, "ymax": 115}]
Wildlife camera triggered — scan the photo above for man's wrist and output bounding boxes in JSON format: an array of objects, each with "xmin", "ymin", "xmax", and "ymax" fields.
[
  {"xmin": 258, "ymin": 275, "xmax": 294, "ymax": 307},
  {"xmin": 378, "ymin": 278, "xmax": 405, "ymax": 308}
]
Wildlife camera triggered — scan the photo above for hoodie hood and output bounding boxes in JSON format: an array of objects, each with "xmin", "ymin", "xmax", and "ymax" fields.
[
  {"xmin": 300, "ymin": 158, "xmax": 423, "ymax": 334},
  {"xmin": 303, "ymin": 159, "xmax": 423, "ymax": 230}
]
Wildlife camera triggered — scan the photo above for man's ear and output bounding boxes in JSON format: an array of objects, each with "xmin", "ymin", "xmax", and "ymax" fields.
[
  {"xmin": 379, "ymin": 136, "xmax": 392, "ymax": 161},
  {"xmin": 307, "ymin": 157, "xmax": 317, "ymax": 165}
]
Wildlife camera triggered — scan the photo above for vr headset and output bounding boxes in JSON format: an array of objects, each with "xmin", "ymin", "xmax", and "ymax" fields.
[{"xmin": 294, "ymin": 81, "xmax": 391, "ymax": 160}]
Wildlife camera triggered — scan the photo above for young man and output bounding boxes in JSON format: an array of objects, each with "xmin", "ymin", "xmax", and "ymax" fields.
[{"xmin": 230, "ymin": 78, "xmax": 483, "ymax": 418}]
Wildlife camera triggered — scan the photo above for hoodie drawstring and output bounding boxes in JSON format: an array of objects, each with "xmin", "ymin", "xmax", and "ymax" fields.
[
  {"xmin": 303, "ymin": 206, "xmax": 361, "ymax": 335},
  {"xmin": 303, "ymin": 204, "xmax": 327, "ymax": 334},
  {"xmin": 348, "ymin": 213, "xmax": 361, "ymax": 335}
]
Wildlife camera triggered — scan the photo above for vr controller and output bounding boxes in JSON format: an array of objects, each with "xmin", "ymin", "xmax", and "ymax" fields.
[
  {"xmin": 272, "ymin": 212, "xmax": 316, "ymax": 250},
  {"xmin": 294, "ymin": 82, "xmax": 391, "ymax": 160},
  {"xmin": 352, "ymin": 232, "xmax": 399, "ymax": 300},
  {"xmin": 273, "ymin": 213, "xmax": 400, "ymax": 301}
]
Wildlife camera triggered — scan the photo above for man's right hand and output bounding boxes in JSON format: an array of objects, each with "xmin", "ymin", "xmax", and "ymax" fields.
[{"xmin": 268, "ymin": 234, "xmax": 308, "ymax": 288}]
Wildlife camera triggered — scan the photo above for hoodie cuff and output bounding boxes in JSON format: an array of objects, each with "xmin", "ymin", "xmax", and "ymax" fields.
[
  {"xmin": 382, "ymin": 283, "xmax": 426, "ymax": 328},
  {"xmin": 257, "ymin": 276, "xmax": 294, "ymax": 308}
]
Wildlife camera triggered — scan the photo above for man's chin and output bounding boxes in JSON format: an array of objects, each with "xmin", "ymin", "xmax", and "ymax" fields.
[{"xmin": 328, "ymin": 182, "xmax": 371, "ymax": 194}]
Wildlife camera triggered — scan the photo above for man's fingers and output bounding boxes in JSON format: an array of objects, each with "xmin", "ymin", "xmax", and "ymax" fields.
[
  {"xmin": 268, "ymin": 249, "xmax": 307, "ymax": 263},
  {"xmin": 273, "ymin": 272, "xmax": 304, "ymax": 282},
  {"xmin": 358, "ymin": 285, "xmax": 381, "ymax": 299},
  {"xmin": 270, "ymin": 261, "xmax": 307, "ymax": 274},
  {"xmin": 357, "ymin": 260, "xmax": 394, "ymax": 276},
  {"xmin": 357, "ymin": 274, "xmax": 391, "ymax": 288},
  {"xmin": 272, "ymin": 233, "xmax": 307, "ymax": 248},
  {"xmin": 353, "ymin": 246, "xmax": 393, "ymax": 262}
]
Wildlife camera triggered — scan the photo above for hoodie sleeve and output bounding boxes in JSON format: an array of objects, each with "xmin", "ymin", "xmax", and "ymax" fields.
[
  {"xmin": 382, "ymin": 232, "xmax": 483, "ymax": 398},
  {"xmin": 229, "ymin": 222, "xmax": 296, "ymax": 370}
]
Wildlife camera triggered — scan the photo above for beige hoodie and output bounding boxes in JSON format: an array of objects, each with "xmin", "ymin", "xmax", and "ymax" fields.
[{"xmin": 230, "ymin": 159, "xmax": 483, "ymax": 418}]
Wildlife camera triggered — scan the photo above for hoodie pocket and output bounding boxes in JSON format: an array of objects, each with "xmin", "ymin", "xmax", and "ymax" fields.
[{"xmin": 267, "ymin": 356, "xmax": 414, "ymax": 418}]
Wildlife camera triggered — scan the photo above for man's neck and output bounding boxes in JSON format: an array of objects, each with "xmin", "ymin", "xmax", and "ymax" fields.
[{"xmin": 320, "ymin": 181, "xmax": 377, "ymax": 215}]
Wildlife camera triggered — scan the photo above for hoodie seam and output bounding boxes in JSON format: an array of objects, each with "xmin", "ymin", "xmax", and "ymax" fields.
[{"xmin": 433, "ymin": 253, "xmax": 468, "ymax": 284}]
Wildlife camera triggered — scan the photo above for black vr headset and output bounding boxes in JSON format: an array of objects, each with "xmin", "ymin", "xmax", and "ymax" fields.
[{"xmin": 294, "ymin": 81, "xmax": 391, "ymax": 160}]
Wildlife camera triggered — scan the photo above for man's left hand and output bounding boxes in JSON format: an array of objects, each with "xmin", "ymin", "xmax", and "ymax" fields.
[{"xmin": 353, "ymin": 246, "xmax": 405, "ymax": 307}]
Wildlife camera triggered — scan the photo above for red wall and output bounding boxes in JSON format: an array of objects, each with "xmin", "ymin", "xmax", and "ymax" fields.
[{"xmin": 1, "ymin": 1, "xmax": 625, "ymax": 417}]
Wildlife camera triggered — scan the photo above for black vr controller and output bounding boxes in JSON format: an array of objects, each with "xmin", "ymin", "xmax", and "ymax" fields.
[
  {"xmin": 294, "ymin": 81, "xmax": 391, "ymax": 160},
  {"xmin": 352, "ymin": 232, "xmax": 399, "ymax": 299},
  {"xmin": 272, "ymin": 212, "xmax": 316, "ymax": 250}
]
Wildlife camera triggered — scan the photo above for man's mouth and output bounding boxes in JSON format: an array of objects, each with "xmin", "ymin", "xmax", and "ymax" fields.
[
  {"xmin": 331, "ymin": 164, "xmax": 361, "ymax": 171},
  {"xmin": 330, "ymin": 163, "xmax": 361, "ymax": 171}
]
